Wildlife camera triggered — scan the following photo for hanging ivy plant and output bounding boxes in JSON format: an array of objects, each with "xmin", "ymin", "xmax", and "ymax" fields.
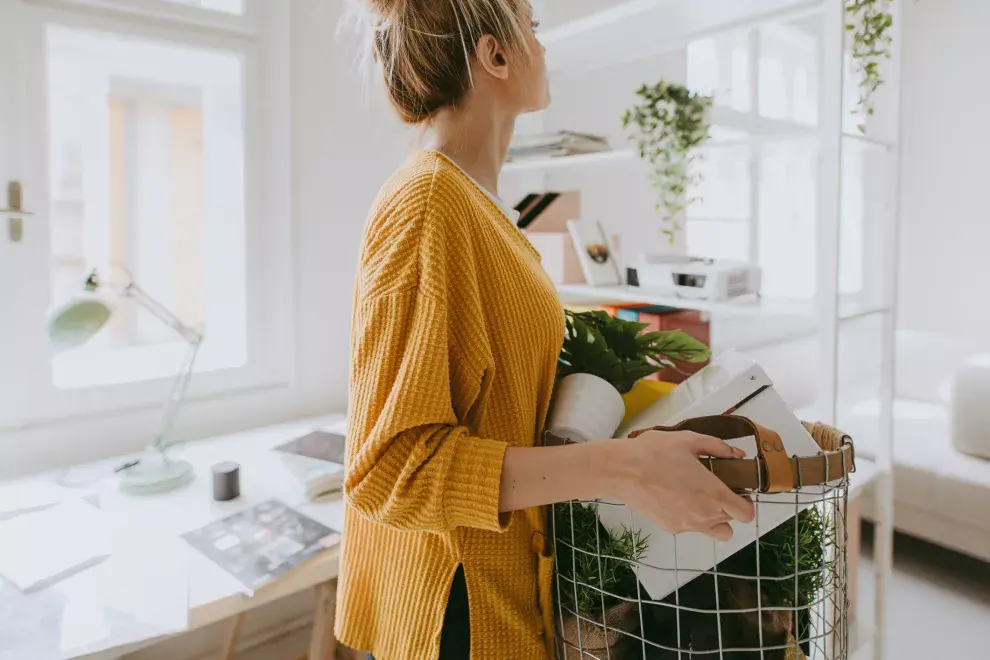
[
  {"xmin": 622, "ymin": 81, "xmax": 712, "ymax": 243},
  {"xmin": 846, "ymin": 0, "xmax": 894, "ymax": 134}
]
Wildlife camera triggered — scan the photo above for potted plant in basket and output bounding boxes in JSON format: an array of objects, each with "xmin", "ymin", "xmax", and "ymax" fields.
[
  {"xmin": 548, "ymin": 310, "xmax": 710, "ymax": 443},
  {"xmin": 547, "ymin": 317, "xmax": 837, "ymax": 660},
  {"xmin": 553, "ymin": 500, "xmax": 648, "ymax": 660},
  {"xmin": 549, "ymin": 309, "xmax": 709, "ymax": 658},
  {"xmin": 643, "ymin": 506, "xmax": 832, "ymax": 659}
]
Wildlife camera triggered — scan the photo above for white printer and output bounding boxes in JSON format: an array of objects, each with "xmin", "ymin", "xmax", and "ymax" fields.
[{"xmin": 627, "ymin": 254, "xmax": 762, "ymax": 301}]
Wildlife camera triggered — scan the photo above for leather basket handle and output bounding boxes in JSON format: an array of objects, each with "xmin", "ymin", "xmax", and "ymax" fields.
[{"xmin": 628, "ymin": 414, "xmax": 855, "ymax": 494}]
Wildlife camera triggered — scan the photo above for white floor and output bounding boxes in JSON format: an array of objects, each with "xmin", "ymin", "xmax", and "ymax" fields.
[
  {"xmin": 854, "ymin": 528, "xmax": 990, "ymax": 659},
  {"xmin": 240, "ymin": 529, "xmax": 990, "ymax": 660}
]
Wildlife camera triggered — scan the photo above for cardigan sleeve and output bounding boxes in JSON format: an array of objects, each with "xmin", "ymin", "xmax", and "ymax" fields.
[{"xmin": 343, "ymin": 284, "xmax": 509, "ymax": 533}]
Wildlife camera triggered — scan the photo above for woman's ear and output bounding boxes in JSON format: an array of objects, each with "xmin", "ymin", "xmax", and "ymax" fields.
[{"xmin": 476, "ymin": 34, "xmax": 510, "ymax": 80}]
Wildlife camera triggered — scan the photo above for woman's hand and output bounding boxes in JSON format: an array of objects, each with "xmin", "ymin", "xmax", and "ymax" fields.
[
  {"xmin": 607, "ymin": 430, "xmax": 756, "ymax": 542},
  {"xmin": 499, "ymin": 432, "xmax": 755, "ymax": 543}
]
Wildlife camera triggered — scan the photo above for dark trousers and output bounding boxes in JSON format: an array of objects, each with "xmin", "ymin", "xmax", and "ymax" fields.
[{"xmin": 368, "ymin": 565, "xmax": 470, "ymax": 659}]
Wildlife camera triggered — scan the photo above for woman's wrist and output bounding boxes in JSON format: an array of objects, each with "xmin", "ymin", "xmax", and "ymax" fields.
[
  {"xmin": 585, "ymin": 437, "xmax": 635, "ymax": 500},
  {"xmin": 499, "ymin": 438, "xmax": 634, "ymax": 513}
]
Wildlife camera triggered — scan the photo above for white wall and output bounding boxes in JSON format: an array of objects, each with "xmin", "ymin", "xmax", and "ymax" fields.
[
  {"xmin": 893, "ymin": 0, "xmax": 990, "ymax": 401},
  {"xmin": 898, "ymin": 0, "xmax": 990, "ymax": 346},
  {"xmin": 0, "ymin": 1, "xmax": 404, "ymax": 478}
]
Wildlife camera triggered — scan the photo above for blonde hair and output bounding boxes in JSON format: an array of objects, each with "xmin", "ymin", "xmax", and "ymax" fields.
[{"xmin": 354, "ymin": 0, "xmax": 531, "ymax": 124}]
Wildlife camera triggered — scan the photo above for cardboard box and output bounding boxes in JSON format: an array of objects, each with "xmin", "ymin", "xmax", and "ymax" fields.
[
  {"xmin": 516, "ymin": 191, "xmax": 584, "ymax": 284},
  {"xmin": 603, "ymin": 351, "xmax": 829, "ymax": 601}
]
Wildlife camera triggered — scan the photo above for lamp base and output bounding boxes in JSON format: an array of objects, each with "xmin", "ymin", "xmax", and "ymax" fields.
[{"xmin": 120, "ymin": 456, "xmax": 194, "ymax": 495}]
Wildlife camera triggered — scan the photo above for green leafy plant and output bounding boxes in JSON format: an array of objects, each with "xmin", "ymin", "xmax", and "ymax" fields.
[
  {"xmin": 553, "ymin": 501, "xmax": 648, "ymax": 617},
  {"xmin": 846, "ymin": 0, "xmax": 894, "ymax": 134},
  {"xmin": 719, "ymin": 505, "xmax": 835, "ymax": 653},
  {"xmin": 755, "ymin": 505, "xmax": 834, "ymax": 609},
  {"xmin": 558, "ymin": 310, "xmax": 711, "ymax": 394},
  {"xmin": 646, "ymin": 506, "xmax": 835, "ymax": 656},
  {"xmin": 622, "ymin": 81, "xmax": 712, "ymax": 242}
]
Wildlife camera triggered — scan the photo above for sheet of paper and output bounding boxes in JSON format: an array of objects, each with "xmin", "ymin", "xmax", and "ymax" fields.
[
  {"xmin": 0, "ymin": 499, "xmax": 112, "ymax": 591},
  {"xmin": 0, "ymin": 513, "xmax": 189, "ymax": 660},
  {"xmin": 0, "ymin": 481, "xmax": 93, "ymax": 521}
]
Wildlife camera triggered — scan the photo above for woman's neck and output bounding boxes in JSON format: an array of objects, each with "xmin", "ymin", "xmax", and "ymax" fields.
[{"xmin": 430, "ymin": 100, "xmax": 516, "ymax": 196}]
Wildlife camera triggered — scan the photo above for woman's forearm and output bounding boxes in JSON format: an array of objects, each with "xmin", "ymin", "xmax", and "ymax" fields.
[{"xmin": 498, "ymin": 440, "xmax": 627, "ymax": 513}]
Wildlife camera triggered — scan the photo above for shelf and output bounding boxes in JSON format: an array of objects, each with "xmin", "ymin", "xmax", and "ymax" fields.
[
  {"xmin": 542, "ymin": 0, "xmax": 823, "ymax": 74},
  {"xmin": 842, "ymin": 131, "xmax": 898, "ymax": 151},
  {"xmin": 557, "ymin": 284, "xmax": 891, "ymax": 320},
  {"xmin": 558, "ymin": 284, "xmax": 809, "ymax": 317},
  {"xmin": 711, "ymin": 106, "xmax": 817, "ymax": 138},
  {"xmin": 502, "ymin": 127, "xmax": 815, "ymax": 175},
  {"xmin": 502, "ymin": 148, "xmax": 636, "ymax": 173}
]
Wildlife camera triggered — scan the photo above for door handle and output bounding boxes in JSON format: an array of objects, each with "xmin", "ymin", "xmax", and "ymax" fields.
[{"xmin": 1, "ymin": 181, "xmax": 34, "ymax": 243}]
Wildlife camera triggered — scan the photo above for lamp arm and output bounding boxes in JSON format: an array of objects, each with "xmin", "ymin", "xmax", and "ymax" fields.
[
  {"xmin": 120, "ymin": 280, "xmax": 204, "ymax": 453},
  {"xmin": 123, "ymin": 281, "xmax": 203, "ymax": 345},
  {"xmin": 153, "ymin": 339, "xmax": 201, "ymax": 453}
]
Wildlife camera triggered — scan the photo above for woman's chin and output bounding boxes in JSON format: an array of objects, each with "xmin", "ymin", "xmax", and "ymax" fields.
[{"xmin": 523, "ymin": 92, "xmax": 552, "ymax": 114}]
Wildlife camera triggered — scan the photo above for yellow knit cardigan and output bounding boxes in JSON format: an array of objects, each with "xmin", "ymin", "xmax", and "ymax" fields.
[{"xmin": 335, "ymin": 151, "xmax": 565, "ymax": 659}]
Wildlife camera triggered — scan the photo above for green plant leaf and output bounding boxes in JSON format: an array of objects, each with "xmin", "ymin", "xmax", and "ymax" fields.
[
  {"xmin": 558, "ymin": 311, "xmax": 710, "ymax": 394},
  {"xmin": 623, "ymin": 80, "xmax": 712, "ymax": 237}
]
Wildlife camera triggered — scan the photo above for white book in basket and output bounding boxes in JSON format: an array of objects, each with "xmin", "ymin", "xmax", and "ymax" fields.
[{"xmin": 599, "ymin": 351, "xmax": 832, "ymax": 601}]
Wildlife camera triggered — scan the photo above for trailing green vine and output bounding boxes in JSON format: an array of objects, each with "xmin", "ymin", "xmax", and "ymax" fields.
[
  {"xmin": 622, "ymin": 81, "xmax": 712, "ymax": 242},
  {"xmin": 846, "ymin": 0, "xmax": 894, "ymax": 133}
]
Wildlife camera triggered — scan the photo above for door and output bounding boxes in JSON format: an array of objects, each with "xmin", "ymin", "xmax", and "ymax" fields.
[
  {"xmin": 0, "ymin": 0, "xmax": 289, "ymax": 433},
  {"xmin": 0, "ymin": 0, "xmax": 32, "ymax": 429}
]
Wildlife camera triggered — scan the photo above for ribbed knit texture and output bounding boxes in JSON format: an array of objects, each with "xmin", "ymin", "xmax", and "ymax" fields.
[{"xmin": 335, "ymin": 151, "xmax": 565, "ymax": 660}]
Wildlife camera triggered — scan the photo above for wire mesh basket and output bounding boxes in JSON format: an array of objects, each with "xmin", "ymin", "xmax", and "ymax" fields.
[{"xmin": 547, "ymin": 415, "xmax": 855, "ymax": 660}]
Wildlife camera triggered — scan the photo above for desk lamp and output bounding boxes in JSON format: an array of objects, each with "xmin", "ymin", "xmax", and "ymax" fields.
[{"xmin": 46, "ymin": 268, "xmax": 203, "ymax": 494}]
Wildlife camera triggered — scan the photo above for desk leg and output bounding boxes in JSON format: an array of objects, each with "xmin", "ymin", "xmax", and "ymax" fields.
[
  {"xmin": 309, "ymin": 579, "xmax": 338, "ymax": 660},
  {"xmin": 219, "ymin": 612, "xmax": 247, "ymax": 660}
]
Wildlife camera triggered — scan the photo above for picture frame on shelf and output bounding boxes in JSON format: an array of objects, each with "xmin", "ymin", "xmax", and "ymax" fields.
[{"xmin": 566, "ymin": 218, "xmax": 622, "ymax": 287}]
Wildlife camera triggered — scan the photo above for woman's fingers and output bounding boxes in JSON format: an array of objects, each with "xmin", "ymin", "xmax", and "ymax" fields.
[
  {"xmin": 705, "ymin": 522, "xmax": 734, "ymax": 542},
  {"xmin": 690, "ymin": 434, "xmax": 742, "ymax": 459},
  {"xmin": 718, "ymin": 488, "xmax": 756, "ymax": 523}
]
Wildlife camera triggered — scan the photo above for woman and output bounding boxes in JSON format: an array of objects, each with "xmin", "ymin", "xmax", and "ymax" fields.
[{"xmin": 336, "ymin": 1, "xmax": 756, "ymax": 658}]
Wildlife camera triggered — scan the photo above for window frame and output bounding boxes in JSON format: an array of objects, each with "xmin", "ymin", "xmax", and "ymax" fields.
[{"xmin": 6, "ymin": 0, "xmax": 293, "ymax": 428}]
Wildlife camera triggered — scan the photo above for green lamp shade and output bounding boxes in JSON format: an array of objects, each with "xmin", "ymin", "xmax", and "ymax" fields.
[{"xmin": 46, "ymin": 294, "xmax": 114, "ymax": 352}]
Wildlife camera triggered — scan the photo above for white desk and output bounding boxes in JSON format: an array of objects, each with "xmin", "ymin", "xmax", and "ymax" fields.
[
  {"xmin": 0, "ymin": 416, "xmax": 348, "ymax": 660},
  {"xmin": 1, "ymin": 416, "xmax": 880, "ymax": 660}
]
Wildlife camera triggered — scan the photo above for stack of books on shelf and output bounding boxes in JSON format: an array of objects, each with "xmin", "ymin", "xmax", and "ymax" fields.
[{"xmin": 508, "ymin": 131, "xmax": 611, "ymax": 160}]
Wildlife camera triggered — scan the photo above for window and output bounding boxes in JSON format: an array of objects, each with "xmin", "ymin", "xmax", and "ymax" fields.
[
  {"xmin": 0, "ymin": 0, "xmax": 289, "ymax": 426},
  {"xmin": 758, "ymin": 139, "xmax": 818, "ymax": 299},
  {"xmin": 685, "ymin": 20, "xmax": 871, "ymax": 302},
  {"xmin": 47, "ymin": 26, "xmax": 247, "ymax": 389},
  {"xmin": 758, "ymin": 23, "xmax": 819, "ymax": 126},
  {"xmin": 687, "ymin": 32, "xmax": 751, "ymax": 113}
]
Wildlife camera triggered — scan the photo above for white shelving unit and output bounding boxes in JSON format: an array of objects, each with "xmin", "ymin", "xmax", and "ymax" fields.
[
  {"xmin": 541, "ymin": 0, "xmax": 823, "ymax": 74},
  {"xmin": 503, "ymin": 129, "xmax": 893, "ymax": 175},
  {"xmin": 556, "ymin": 283, "xmax": 890, "ymax": 321},
  {"xmin": 503, "ymin": 148, "xmax": 637, "ymax": 174},
  {"xmin": 513, "ymin": 1, "xmax": 902, "ymax": 658}
]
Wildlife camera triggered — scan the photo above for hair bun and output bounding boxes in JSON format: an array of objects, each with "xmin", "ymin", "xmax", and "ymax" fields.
[{"xmin": 367, "ymin": 0, "xmax": 405, "ymax": 17}]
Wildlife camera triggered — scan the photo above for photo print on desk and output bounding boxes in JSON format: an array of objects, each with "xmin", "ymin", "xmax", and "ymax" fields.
[{"xmin": 182, "ymin": 499, "xmax": 339, "ymax": 593}]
